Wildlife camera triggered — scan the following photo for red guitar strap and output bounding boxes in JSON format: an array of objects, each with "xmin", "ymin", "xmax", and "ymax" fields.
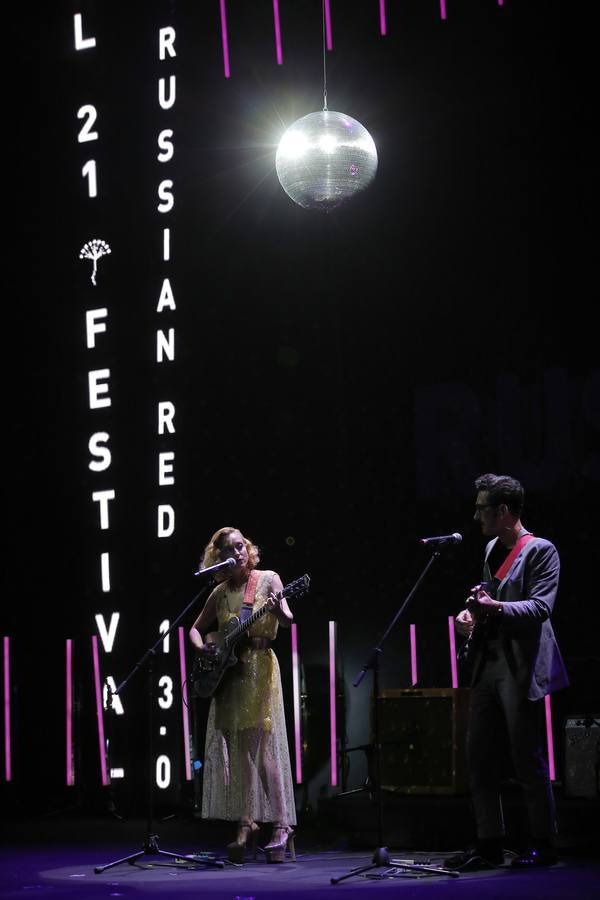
[
  {"xmin": 240, "ymin": 569, "xmax": 260, "ymax": 623},
  {"xmin": 494, "ymin": 533, "xmax": 535, "ymax": 581}
]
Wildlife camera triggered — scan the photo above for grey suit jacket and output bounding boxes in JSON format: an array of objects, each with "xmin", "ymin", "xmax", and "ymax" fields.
[{"xmin": 471, "ymin": 535, "xmax": 569, "ymax": 701}]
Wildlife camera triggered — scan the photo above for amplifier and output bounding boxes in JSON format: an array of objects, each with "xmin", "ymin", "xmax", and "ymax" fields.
[
  {"xmin": 564, "ymin": 715, "xmax": 600, "ymax": 799},
  {"xmin": 373, "ymin": 688, "xmax": 470, "ymax": 795}
]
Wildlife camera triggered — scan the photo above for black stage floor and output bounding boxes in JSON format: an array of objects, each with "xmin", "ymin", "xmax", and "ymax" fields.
[{"xmin": 1, "ymin": 794, "xmax": 598, "ymax": 900}]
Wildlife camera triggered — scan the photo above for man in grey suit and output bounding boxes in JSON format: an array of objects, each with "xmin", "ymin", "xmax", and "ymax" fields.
[{"xmin": 447, "ymin": 473, "xmax": 569, "ymax": 870}]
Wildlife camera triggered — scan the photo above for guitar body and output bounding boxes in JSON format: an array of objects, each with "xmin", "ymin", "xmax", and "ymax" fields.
[
  {"xmin": 190, "ymin": 574, "xmax": 310, "ymax": 700},
  {"xmin": 191, "ymin": 617, "xmax": 242, "ymax": 699}
]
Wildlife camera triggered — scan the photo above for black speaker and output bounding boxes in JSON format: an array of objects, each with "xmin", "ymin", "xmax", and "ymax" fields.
[
  {"xmin": 373, "ymin": 688, "xmax": 470, "ymax": 795},
  {"xmin": 564, "ymin": 715, "xmax": 600, "ymax": 798}
]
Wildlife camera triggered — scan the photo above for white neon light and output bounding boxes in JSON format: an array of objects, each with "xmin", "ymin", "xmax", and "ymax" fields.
[
  {"xmin": 95, "ymin": 612, "xmax": 119, "ymax": 653},
  {"xmin": 89, "ymin": 432, "xmax": 111, "ymax": 471},
  {"xmin": 86, "ymin": 309, "xmax": 108, "ymax": 348},
  {"xmin": 158, "ymin": 76, "xmax": 176, "ymax": 110},
  {"xmin": 159, "ymin": 620, "xmax": 171, "ymax": 653},
  {"xmin": 158, "ymin": 504, "xmax": 175, "ymax": 537},
  {"xmin": 157, "ymin": 401, "xmax": 175, "ymax": 435},
  {"xmin": 158, "ymin": 452, "xmax": 175, "ymax": 485},
  {"xmin": 159, "ymin": 26, "xmax": 176, "ymax": 59},
  {"xmin": 92, "ymin": 490, "xmax": 115, "ymax": 529},
  {"xmin": 74, "ymin": 14, "xmax": 96, "ymax": 51},
  {"xmin": 100, "ymin": 553, "xmax": 111, "ymax": 592},
  {"xmin": 156, "ymin": 328, "xmax": 175, "ymax": 362}
]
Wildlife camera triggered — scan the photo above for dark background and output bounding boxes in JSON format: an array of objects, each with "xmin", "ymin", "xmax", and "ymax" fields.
[{"xmin": 5, "ymin": 1, "xmax": 598, "ymax": 818}]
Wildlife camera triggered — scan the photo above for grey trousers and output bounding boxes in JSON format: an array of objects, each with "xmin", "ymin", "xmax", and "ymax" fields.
[{"xmin": 467, "ymin": 646, "xmax": 557, "ymax": 841}]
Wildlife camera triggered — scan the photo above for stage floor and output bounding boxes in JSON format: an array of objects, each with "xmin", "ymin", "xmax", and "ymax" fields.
[{"xmin": 1, "ymin": 813, "xmax": 598, "ymax": 900}]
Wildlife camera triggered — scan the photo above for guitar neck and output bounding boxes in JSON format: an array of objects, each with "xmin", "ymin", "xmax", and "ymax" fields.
[{"xmin": 226, "ymin": 592, "xmax": 284, "ymax": 645}]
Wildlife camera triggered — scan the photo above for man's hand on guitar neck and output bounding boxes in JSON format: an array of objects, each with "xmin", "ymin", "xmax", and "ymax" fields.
[{"xmin": 466, "ymin": 583, "xmax": 503, "ymax": 621}]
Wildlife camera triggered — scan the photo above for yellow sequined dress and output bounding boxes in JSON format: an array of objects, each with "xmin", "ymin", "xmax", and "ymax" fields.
[{"xmin": 201, "ymin": 570, "xmax": 297, "ymax": 825}]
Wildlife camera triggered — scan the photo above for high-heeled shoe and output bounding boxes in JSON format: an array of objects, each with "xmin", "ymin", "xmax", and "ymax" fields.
[
  {"xmin": 264, "ymin": 824, "xmax": 295, "ymax": 863},
  {"xmin": 226, "ymin": 819, "xmax": 259, "ymax": 863}
]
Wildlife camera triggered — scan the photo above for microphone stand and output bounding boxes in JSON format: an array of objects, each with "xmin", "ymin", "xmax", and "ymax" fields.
[
  {"xmin": 94, "ymin": 577, "xmax": 224, "ymax": 874},
  {"xmin": 331, "ymin": 548, "xmax": 459, "ymax": 884}
]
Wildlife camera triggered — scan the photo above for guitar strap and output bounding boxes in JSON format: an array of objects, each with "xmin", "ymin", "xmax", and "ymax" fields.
[
  {"xmin": 493, "ymin": 533, "xmax": 535, "ymax": 582},
  {"xmin": 239, "ymin": 569, "xmax": 260, "ymax": 624}
]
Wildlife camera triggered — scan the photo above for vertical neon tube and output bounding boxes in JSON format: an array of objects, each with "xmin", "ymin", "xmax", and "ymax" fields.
[
  {"xmin": 410, "ymin": 624, "xmax": 418, "ymax": 686},
  {"xmin": 66, "ymin": 639, "xmax": 74, "ymax": 786},
  {"xmin": 439, "ymin": 0, "xmax": 447, "ymax": 20},
  {"xmin": 328, "ymin": 621, "xmax": 338, "ymax": 787},
  {"xmin": 91, "ymin": 635, "xmax": 109, "ymax": 786},
  {"xmin": 272, "ymin": 0, "xmax": 283, "ymax": 64},
  {"xmin": 3, "ymin": 636, "xmax": 11, "ymax": 782},
  {"xmin": 379, "ymin": 0, "xmax": 387, "ymax": 36},
  {"xmin": 448, "ymin": 616, "xmax": 458, "ymax": 688},
  {"xmin": 291, "ymin": 623, "xmax": 302, "ymax": 783},
  {"xmin": 545, "ymin": 694, "xmax": 556, "ymax": 781},
  {"xmin": 324, "ymin": 0, "xmax": 333, "ymax": 50},
  {"xmin": 178, "ymin": 627, "xmax": 192, "ymax": 781},
  {"xmin": 219, "ymin": 0, "xmax": 231, "ymax": 78}
]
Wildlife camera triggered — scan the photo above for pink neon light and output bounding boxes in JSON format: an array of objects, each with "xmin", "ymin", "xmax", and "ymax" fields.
[
  {"xmin": 3, "ymin": 636, "xmax": 11, "ymax": 782},
  {"xmin": 410, "ymin": 624, "xmax": 418, "ymax": 686},
  {"xmin": 178, "ymin": 627, "xmax": 192, "ymax": 781},
  {"xmin": 328, "ymin": 621, "xmax": 337, "ymax": 787},
  {"xmin": 324, "ymin": 0, "xmax": 333, "ymax": 50},
  {"xmin": 448, "ymin": 616, "xmax": 458, "ymax": 688},
  {"xmin": 439, "ymin": 0, "xmax": 447, "ymax": 20},
  {"xmin": 219, "ymin": 0, "xmax": 231, "ymax": 78},
  {"xmin": 66, "ymin": 639, "xmax": 74, "ymax": 786},
  {"xmin": 91, "ymin": 635, "xmax": 109, "ymax": 786},
  {"xmin": 379, "ymin": 0, "xmax": 387, "ymax": 36},
  {"xmin": 272, "ymin": 1, "xmax": 283, "ymax": 65},
  {"xmin": 290, "ymin": 624, "xmax": 302, "ymax": 783},
  {"xmin": 545, "ymin": 694, "xmax": 556, "ymax": 781}
]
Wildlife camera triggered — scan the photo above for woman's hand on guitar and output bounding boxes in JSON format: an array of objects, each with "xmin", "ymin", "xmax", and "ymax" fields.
[
  {"xmin": 266, "ymin": 591, "xmax": 281, "ymax": 612},
  {"xmin": 455, "ymin": 608, "xmax": 474, "ymax": 636},
  {"xmin": 198, "ymin": 635, "xmax": 218, "ymax": 656}
]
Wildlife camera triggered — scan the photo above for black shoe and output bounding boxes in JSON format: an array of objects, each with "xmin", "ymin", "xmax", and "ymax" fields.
[
  {"xmin": 511, "ymin": 846, "xmax": 558, "ymax": 869},
  {"xmin": 445, "ymin": 842, "xmax": 505, "ymax": 871}
]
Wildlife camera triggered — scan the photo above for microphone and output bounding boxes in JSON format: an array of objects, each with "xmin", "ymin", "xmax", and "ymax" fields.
[
  {"xmin": 193, "ymin": 558, "xmax": 236, "ymax": 577},
  {"xmin": 419, "ymin": 532, "xmax": 463, "ymax": 546}
]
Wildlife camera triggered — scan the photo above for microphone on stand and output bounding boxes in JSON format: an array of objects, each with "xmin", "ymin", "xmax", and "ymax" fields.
[
  {"xmin": 193, "ymin": 558, "xmax": 236, "ymax": 577},
  {"xmin": 419, "ymin": 532, "xmax": 463, "ymax": 546}
]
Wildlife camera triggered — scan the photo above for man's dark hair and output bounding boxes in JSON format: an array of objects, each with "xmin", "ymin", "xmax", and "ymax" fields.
[{"xmin": 475, "ymin": 473, "xmax": 524, "ymax": 517}]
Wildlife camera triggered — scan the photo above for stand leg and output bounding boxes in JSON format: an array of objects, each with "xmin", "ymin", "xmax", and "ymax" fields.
[
  {"xmin": 94, "ymin": 833, "xmax": 224, "ymax": 873},
  {"xmin": 331, "ymin": 848, "xmax": 390, "ymax": 884}
]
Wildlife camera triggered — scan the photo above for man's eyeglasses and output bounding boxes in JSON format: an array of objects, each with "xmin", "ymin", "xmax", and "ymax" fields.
[{"xmin": 474, "ymin": 503, "xmax": 498, "ymax": 512}]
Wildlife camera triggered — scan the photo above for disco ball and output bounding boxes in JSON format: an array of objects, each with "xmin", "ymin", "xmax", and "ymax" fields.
[{"xmin": 275, "ymin": 110, "xmax": 378, "ymax": 210}]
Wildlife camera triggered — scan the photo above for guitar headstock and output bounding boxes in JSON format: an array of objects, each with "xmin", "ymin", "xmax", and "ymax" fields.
[{"xmin": 282, "ymin": 574, "xmax": 310, "ymax": 600}]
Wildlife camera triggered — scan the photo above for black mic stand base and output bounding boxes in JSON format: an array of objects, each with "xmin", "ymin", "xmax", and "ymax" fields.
[{"xmin": 94, "ymin": 832, "xmax": 224, "ymax": 873}]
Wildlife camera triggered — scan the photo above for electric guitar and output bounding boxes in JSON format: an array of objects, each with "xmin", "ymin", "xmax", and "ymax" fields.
[
  {"xmin": 457, "ymin": 578, "xmax": 498, "ymax": 664},
  {"xmin": 191, "ymin": 574, "xmax": 311, "ymax": 699}
]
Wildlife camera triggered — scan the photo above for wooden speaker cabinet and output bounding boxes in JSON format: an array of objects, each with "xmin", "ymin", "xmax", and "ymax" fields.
[{"xmin": 373, "ymin": 688, "xmax": 470, "ymax": 795}]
